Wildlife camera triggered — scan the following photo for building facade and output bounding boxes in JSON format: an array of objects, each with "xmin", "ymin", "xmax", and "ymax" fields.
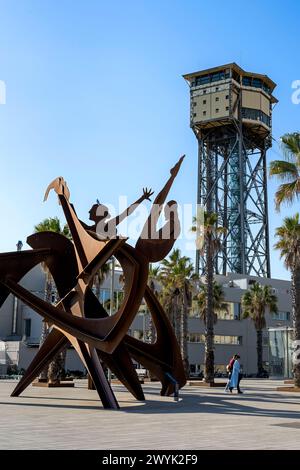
[
  {"xmin": 187, "ymin": 274, "xmax": 291, "ymax": 376},
  {"xmin": 0, "ymin": 266, "xmax": 292, "ymax": 378}
]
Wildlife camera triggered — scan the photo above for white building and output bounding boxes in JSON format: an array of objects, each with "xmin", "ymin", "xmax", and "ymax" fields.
[{"xmin": 0, "ymin": 266, "xmax": 292, "ymax": 378}]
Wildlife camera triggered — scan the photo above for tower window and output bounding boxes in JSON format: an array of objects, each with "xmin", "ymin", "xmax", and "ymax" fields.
[
  {"xmin": 226, "ymin": 95, "xmax": 229, "ymax": 99},
  {"xmin": 226, "ymin": 106, "xmax": 229, "ymax": 111},
  {"xmin": 215, "ymin": 87, "xmax": 219, "ymax": 91},
  {"xmin": 242, "ymin": 76, "xmax": 251, "ymax": 87},
  {"xmin": 203, "ymin": 111, "xmax": 206, "ymax": 116},
  {"xmin": 203, "ymin": 89, "xmax": 207, "ymax": 94},
  {"xmin": 215, "ymin": 97, "xmax": 219, "ymax": 101},
  {"xmin": 203, "ymin": 100, "xmax": 206, "ymax": 104},
  {"xmin": 215, "ymin": 108, "xmax": 219, "ymax": 113}
]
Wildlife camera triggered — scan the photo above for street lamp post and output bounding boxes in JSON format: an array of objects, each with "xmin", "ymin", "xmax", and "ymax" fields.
[
  {"xmin": 108, "ymin": 257, "xmax": 115, "ymax": 382},
  {"xmin": 11, "ymin": 240, "xmax": 23, "ymax": 336}
]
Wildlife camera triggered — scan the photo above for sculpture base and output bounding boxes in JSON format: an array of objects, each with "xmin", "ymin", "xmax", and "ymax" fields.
[
  {"xmin": 36, "ymin": 377, "xmax": 74, "ymax": 383},
  {"xmin": 33, "ymin": 380, "xmax": 75, "ymax": 388},
  {"xmin": 111, "ymin": 378, "xmax": 144, "ymax": 385},
  {"xmin": 188, "ymin": 381, "xmax": 226, "ymax": 387},
  {"xmin": 277, "ymin": 386, "xmax": 300, "ymax": 392}
]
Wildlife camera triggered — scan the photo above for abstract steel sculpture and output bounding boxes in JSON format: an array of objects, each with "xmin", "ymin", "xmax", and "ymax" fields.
[{"xmin": 0, "ymin": 156, "xmax": 186, "ymax": 409}]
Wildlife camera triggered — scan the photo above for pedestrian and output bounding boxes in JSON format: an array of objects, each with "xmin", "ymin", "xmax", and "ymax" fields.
[
  {"xmin": 224, "ymin": 354, "xmax": 237, "ymax": 392},
  {"xmin": 227, "ymin": 354, "xmax": 243, "ymax": 394},
  {"xmin": 237, "ymin": 361, "xmax": 243, "ymax": 393}
]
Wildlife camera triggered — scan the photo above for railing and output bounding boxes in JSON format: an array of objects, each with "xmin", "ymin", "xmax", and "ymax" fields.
[{"xmin": 0, "ymin": 374, "xmax": 23, "ymax": 380}]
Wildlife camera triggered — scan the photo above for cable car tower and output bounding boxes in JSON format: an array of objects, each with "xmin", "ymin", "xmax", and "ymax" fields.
[{"xmin": 184, "ymin": 63, "xmax": 277, "ymax": 277}]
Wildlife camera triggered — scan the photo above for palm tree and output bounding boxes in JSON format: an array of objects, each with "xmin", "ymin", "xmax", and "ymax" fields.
[
  {"xmin": 34, "ymin": 217, "xmax": 71, "ymax": 383},
  {"xmin": 191, "ymin": 212, "xmax": 226, "ymax": 383},
  {"xmin": 160, "ymin": 249, "xmax": 197, "ymax": 376},
  {"xmin": 242, "ymin": 282, "xmax": 278, "ymax": 377},
  {"xmin": 274, "ymin": 214, "xmax": 300, "ymax": 387},
  {"xmin": 196, "ymin": 281, "xmax": 228, "ymax": 325},
  {"xmin": 269, "ymin": 132, "xmax": 300, "ymax": 210},
  {"xmin": 93, "ymin": 263, "xmax": 110, "ymax": 302}
]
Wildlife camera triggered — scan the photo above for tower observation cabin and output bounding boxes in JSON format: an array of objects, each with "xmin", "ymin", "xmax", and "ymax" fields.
[{"xmin": 183, "ymin": 63, "xmax": 277, "ymax": 277}]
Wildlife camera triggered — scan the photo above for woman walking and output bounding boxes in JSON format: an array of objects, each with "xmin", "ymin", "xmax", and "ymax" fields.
[
  {"xmin": 227, "ymin": 355, "xmax": 243, "ymax": 394},
  {"xmin": 224, "ymin": 354, "xmax": 236, "ymax": 392}
]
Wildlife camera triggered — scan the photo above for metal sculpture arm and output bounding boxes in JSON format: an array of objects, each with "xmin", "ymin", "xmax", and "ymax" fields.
[
  {"xmin": 135, "ymin": 155, "xmax": 184, "ymax": 260},
  {"xmin": 44, "ymin": 176, "xmax": 71, "ymax": 203},
  {"xmin": 138, "ymin": 155, "xmax": 184, "ymax": 238},
  {"xmin": 106, "ymin": 187, "xmax": 154, "ymax": 229}
]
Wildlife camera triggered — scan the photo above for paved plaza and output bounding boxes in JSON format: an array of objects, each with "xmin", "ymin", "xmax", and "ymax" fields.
[{"xmin": 0, "ymin": 379, "xmax": 299, "ymax": 450}]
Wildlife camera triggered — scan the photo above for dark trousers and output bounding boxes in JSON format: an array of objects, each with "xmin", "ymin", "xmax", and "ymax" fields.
[{"xmin": 237, "ymin": 372, "xmax": 242, "ymax": 392}]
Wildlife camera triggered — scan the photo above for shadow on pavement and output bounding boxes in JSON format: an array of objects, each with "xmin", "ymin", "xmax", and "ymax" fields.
[{"xmin": 1, "ymin": 385, "xmax": 300, "ymax": 419}]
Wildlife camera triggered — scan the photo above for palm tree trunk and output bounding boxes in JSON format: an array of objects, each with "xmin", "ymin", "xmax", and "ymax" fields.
[
  {"xmin": 39, "ymin": 271, "xmax": 52, "ymax": 380},
  {"xmin": 146, "ymin": 305, "xmax": 157, "ymax": 345},
  {"xmin": 86, "ymin": 273, "xmax": 101, "ymax": 389},
  {"xmin": 48, "ymin": 349, "xmax": 68, "ymax": 383},
  {"xmin": 148, "ymin": 314, "xmax": 156, "ymax": 344},
  {"xmin": 256, "ymin": 329, "xmax": 263, "ymax": 377},
  {"xmin": 148, "ymin": 282, "xmax": 157, "ymax": 344},
  {"xmin": 94, "ymin": 274, "xmax": 101, "ymax": 301},
  {"xmin": 59, "ymin": 348, "xmax": 67, "ymax": 380},
  {"xmin": 38, "ymin": 270, "xmax": 66, "ymax": 384},
  {"xmin": 174, "ymin": 294, "xmax": 181, "ymax": 343},
  {"xmin": 181, "ymin": 287, "xmax": 189, "ymax": 377},
  {"xmin": 292, "ymin": 268, "xmax": 300, "ymax": 387}
]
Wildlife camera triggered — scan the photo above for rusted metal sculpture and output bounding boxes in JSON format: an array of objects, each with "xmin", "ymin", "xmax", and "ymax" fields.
[{"xmin": 0, "ymin": 156, "xmax": 186, "ymax": 409}]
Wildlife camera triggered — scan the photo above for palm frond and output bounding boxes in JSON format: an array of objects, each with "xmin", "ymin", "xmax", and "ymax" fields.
[
  {"xmin": 241, "ymin": 282, "xmax": 278, "ymax": 331},
  {"xmin": 269, "ymin": 160, "xmax": 299, "ymax": 181},
  {"xmin": 281, "ymin": 133, "xmax": 300, "ymax": 165},
  {"xmin": 274, "ymin": 213, "xmax": 300, "ymax": 270},
  {"xmin": 274, "ymin": 180, "xmax": 300, "ymax": 211}
]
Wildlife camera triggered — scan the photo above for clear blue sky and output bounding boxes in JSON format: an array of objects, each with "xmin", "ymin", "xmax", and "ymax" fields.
[{"xmin": 0, "ymin": 0, "xmax": 299, "ymax": 280}]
